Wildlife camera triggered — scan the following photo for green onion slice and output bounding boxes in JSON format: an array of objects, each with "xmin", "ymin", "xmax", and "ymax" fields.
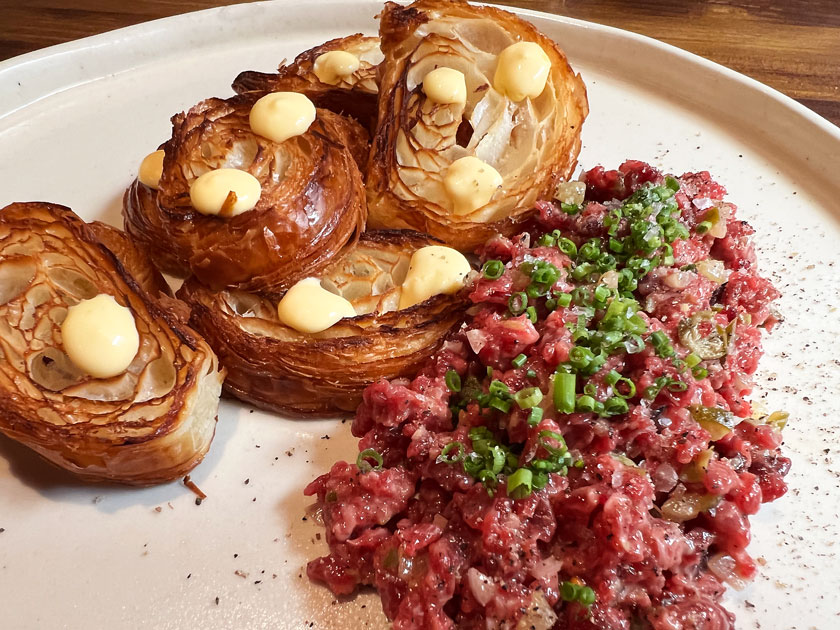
[
  {"xmin": 436, "ymin": 442, "xmax": 465, "ymax": 465},
  {"xmin": 482, "ymin": 259, "xmax": 505, "ymax": 279},
  {"xmin": 507, "ymin": 468, "xmax": 534, "ymax": 500},
  {"xmin": 445, "ymin": 369, "xmax": 461, "ymax": 392},
  {"xmin": 356, "ymin": 449, "xmax": 383, "ymax": 473}
]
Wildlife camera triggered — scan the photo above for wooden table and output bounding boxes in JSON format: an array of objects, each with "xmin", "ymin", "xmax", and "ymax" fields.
[{"xmin": 1, "ymin": 0, "xmax": 838, "ymax": 126}]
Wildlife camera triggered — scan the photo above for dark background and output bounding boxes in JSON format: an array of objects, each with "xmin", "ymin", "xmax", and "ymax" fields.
[{"xmin": 1, "ymin": 0, "xmax": 838, "ymax": 125}]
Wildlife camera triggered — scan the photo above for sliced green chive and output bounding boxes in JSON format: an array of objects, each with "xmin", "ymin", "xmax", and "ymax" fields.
[
  {"xmin": 603, "ymin": 396, "xmax": 629, "ymax": 416},
  {"xmin": 356, "ymin": 449, "xmax": 383, "ymax": 473},
  {"xmin": 578, "ymin": 585, "xmax": 596, "ymax": 607},
  {"xmin": 696, "ymin": 221, "xmax": 712, "ymax": 234},
  {"xmin": 436, "ymin": 442, "xmax": 465, "ymax": 464},
  {"xmin": 555, "ymin": 292, "xmax": 572, "ymax": 308},
  {"xmin": 445, "ymin": 369, "xmax": 461, "ymax": 392},
  {"xmin": 527, "ymin": 407, "xmax": 544, "ymax": 426},
  {"xmin": 553, "ymin": 372, "xmax": 576, "ymax": 414},
  {"xmin": 525, "ymin": 306, "xmax": 538, "ymax": 323},
  {"xmin": 569, "ymin": 346, "xmax": 594, "ymax": 370},
  {"xmin": 614, "ymin": 377, "xmax": 637, "ymax": 399},
  {"xmin": 561, "ymin": 581, "xmax": 580, "ymax": 602},
  {"xmin": 556, "ymin": 237, "xmax": 578, "ymax": 257},
  {"xmin": 575, "ymin": 395, "xmax": 596, "ymax": 413},
  {"xmin": 508, "ymin": 292, "xmax": 528, "ymax": 315},
  {"xmin": 506, "ymin": 468, "xmax": 533, "ymax": 499},
  {"xmin": 482, "ymin": 259, "xmax": 505, "ymax": 279},
  {"xmin": 512, "ymin": 353, "xmax": 527, "ymax": 368},
  {"xmin": 489, "ymin": 397, "xmax": 511, "ymax": 413},
  {"xmin": 526, "ymin": 369, "xmax": 537, "ymax": 379},
  {"xmin": 538, "ymin": 430, "xmax": 567, "ymax": 456},
  {"xmin": 514, "ymin": 387, "xmax": 543, "ymax": 409},
  {"xmin": 593, "ymin": 285, "xmax": 611, "ymax": 303}
]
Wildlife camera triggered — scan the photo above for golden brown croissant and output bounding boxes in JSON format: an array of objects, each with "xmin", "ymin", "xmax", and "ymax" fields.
[
  {"xmin": 86, "ymin": 221, "xmax": 173, "ymax": 299},
  {"xmin": 122, "ymin": 94, "xmax": 368, "ymax": 294},
  {"xmin": 0, "ymin": 202, "xmax": 224, "ymax": 485},
  {"xmin": 367, "ymin": 0, "xmax": 588, "ymax": 251},
  {"xmin": 232, "ymin": 34, "xmax": 382, "ymax": 132},
  {"xmin": 176, "ymin": 230, "xmax": 469, "ymax": 417}
]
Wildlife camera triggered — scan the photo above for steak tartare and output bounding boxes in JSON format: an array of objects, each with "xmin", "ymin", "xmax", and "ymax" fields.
[{"xmin": 305, "ymin": 161, "xmax": 789, "ymax": 629}]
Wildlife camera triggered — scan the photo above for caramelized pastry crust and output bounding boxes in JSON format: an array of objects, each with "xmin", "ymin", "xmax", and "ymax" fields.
[
  {"xmin": 177, "ymin": 230, "xmax": 470, "ymax": 417},
  {"xmin": 233, "ymin": 34, "xmax": 382, "ymax": 132},
  {"xmin": 123, "ymin": 94, "xmax": 368, "ymax": 295},
  {"xmin": 367, "ymin": 0, "xmax": 588, "ymax": 251},
  {"xmin": 0, "ymin": 202, "xmax": 224, "ymax": 485}
]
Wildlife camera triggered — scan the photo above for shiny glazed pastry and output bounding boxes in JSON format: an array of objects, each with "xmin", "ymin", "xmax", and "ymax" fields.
[
  {"xmin": 367, "ymin": 0, "xmax": 589, "ymax": 251},
  {"xmin": 176, "ymin": 231, "xmax": 471, "ymax": 417},
  {"xmin": 232, "ymin": 34, "xmax": 383, "ymax": 132},
  {"xmin": 0, "ymin": 202, "xmax": 224, "ymax": 485},
  {"xmin": 122, "ymin": 93, "xmax": 367, "ymax": 294}
]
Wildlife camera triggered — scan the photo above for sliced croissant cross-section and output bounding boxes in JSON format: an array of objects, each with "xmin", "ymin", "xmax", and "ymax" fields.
[
  {"xmin": 0, "ymin": 202, "xmax": 224, "ymax": 485},
  {"xmin": 233, "ymin": 34, "xmax": 383, "ymax": 131},
  {"xmin": 177, "ymin": 230, "xmax": 471, "ymax": 417},
  {"xmin": 123, "ymin": 93, "xmax": 367, "ymax": 294},
  {"xmin": 367, "ymin": 0, "xmax": 589, "ymax": 251}
]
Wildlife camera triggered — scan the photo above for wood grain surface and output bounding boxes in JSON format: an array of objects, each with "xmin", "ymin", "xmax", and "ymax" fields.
[{"xmin": 1, "ymin": 0, "xmax": 838, "ymax": 125}]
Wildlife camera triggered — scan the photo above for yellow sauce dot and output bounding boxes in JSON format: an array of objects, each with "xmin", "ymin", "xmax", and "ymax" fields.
[
  {"xmin": 189, "ymin": 168, "xmax": 261, "ymax": 217},
  {"xmin": 138, "ymin": 149, "xmax": 165, "ymax": 190},
  {"xmin": 399, "ymin": 246, "xmax": 471, "ymax": 310},
  {"xmin": 493, "ymin": 41, "xmax": 551, "ymax": 102},
  {"xmin": 276, "ymin": 278, "xmax": 357, "ymax": 333},
  {"xmin": 313, "ymin": 50, "xmax": 361, "ymax": 85},
  {"xmin": 422, "ymin": 67, "xmax": 467, "ymax": 105},
  {"xmin": 443, "ymin": 156, "xmax": 503, "ymax": 215},
  {"xmin": 61, "ymin": 294, "xmax": 140, "ymax": 379},
  {"xmin": 249, "ymin": 92, "xmax": 316, "ymax": 144}
]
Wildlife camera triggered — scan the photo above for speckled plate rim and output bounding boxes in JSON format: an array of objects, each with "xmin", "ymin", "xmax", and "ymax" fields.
[
  {"xmin": 2, "ymin": 0, "xmax": 838, "ymax": 153},
  {"xmin": 1, "ymin": 2, "xmax": 839, "ymax": 629}
]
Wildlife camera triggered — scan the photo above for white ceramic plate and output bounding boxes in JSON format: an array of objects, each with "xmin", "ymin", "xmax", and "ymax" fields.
[{"xmin": 1, "ymin": 2, "xmax": 839, "ymax": 629}]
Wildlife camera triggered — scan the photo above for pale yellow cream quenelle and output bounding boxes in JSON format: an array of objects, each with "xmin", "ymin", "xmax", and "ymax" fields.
[
  {"xmin": 249, "ymin": 92, "xmax": 316, "ymax": 144},
  {"xmin": 138, "ymin": 149, "xmax": 165, "ymax": 190},
  {"xmin": 399, "ymin": 246, "xmax": 471, "ymax": 309},
  {"xmin": 61, "ymin": 294, "xmax": 140, "ymax": 379},
  {"xmin": 313, "ymin": 50, "xmax": 361, "ymax": 85},
  {"xmin": 443, "ymin": 156, "xmax": 503, "ymax": 215},
  {"xmin": 423, "ymin": 67, "xmax": 467, "ymax": 105},
  {"xmin": 494, "ymin": 41, "xmax": 551, "ymax": 102},
  {"xmin": 189, "ymin": 168, "xmax": 262, "ymax": 217},
  {"xmin": 277, "ymin": 278, "xmax": 357, "ymax": 334}
]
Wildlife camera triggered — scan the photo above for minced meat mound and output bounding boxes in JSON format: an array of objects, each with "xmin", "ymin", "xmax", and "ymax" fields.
[{"xmin": 305, "ymin": 161, "xmax": 789, "ymax": 630}]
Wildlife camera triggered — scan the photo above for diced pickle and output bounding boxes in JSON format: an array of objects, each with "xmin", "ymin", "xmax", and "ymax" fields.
[
  {"xmin": 678, "ymin": 311, "xmax": 729, "ymax": 360},
  {"xmin": 680, "ymin": 448, "xmax": 714, "ymax": 483},
  {"xmin": 661, "ymin": 490, "xmax": 722, "ymax": 522},
  {"xmin": 689, "ymin": 405, "xmax": 737, "ymax": 440}
]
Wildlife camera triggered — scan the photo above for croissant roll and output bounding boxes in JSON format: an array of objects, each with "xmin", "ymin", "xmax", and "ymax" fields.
[
  {"xmin": 86, "ymin": 221, "xmax": 173, "ymax": 299},
  {"xmin": 367, "ymin": 0, "xmax": 589, "ymax": 251},
  {"xmin": 232, "ymin": 34, "xmax": 382, "ymax": 132},
  {"xmin": 123, "ymin": 94, "xmax": 368, "ymax": 294},
  {"xmin": 0, "ymin": 203, "xmax": 224, "ymax": 485},
  {"xmin": 176, "ymin": 230, "xmax": 470, "ymax": 417}
]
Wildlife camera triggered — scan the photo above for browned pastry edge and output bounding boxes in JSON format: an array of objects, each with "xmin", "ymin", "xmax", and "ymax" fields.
[
  {"xmin": 0, "ymin": 202, "xmax": 224, "ymax": 485},
  {"xmin": 232, "ymin": 33, "xmax": 381, "ymax": 134},
  {"xmin": 366, "ymin": 0, "xmax": 589, "ymax": 252},
  {"xmin": 122, "ymin": 94, "xmax": 369, "ymax": 296},
  {"xmin": 176, "ymin": 229, "xmax": 469, "ymax": 417}
]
